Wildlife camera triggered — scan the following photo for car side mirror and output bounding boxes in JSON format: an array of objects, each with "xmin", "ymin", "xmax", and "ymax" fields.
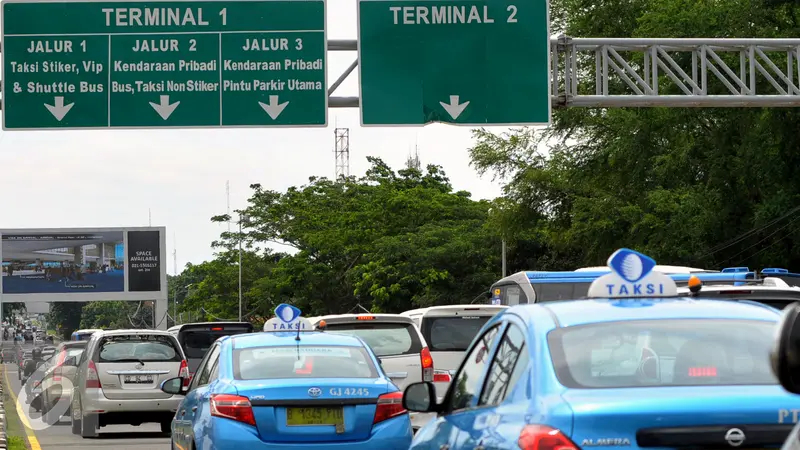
[
  {"xmin": 402, "ymin": 382, "xmax": 438, "ymax": 413},
  {"xmin": 160, "ymin": 377, "xmax": 185, "ymax": 395},
  {"xmin": 772, "ymin": 303, "xmax": 800, "ymax": 394},
  {"xmin": 64, "ymin": 356, "xmax": 77, "ymax": 366}
]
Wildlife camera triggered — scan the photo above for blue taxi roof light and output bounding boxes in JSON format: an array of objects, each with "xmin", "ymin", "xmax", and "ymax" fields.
[
  {"xmin": 762, "ymin": 268, "xmax": 789, "ymax": 274},
  {"xmin": 587, "ymin": 248, "xmax": 678, "ymax": 299}
]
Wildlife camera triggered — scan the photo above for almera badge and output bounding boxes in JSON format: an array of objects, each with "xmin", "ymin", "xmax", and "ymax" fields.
[{"xmin": 587, "ymin": 248, "xmax": 678, "ymax": 298}]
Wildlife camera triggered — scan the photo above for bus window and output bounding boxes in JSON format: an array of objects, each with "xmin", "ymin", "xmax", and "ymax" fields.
[
  {"xmin": 507, "ymin": 286, "xmax": 522, "ymax": 305},
  {"xmin": 533, "ymin": 282, "xmax": 591, "ymax": 302}
]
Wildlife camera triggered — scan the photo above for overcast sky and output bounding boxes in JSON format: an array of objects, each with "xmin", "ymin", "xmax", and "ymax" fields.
[{"xmin": 0, "ymin": 0, "xmax": 519, "ymax": 274}]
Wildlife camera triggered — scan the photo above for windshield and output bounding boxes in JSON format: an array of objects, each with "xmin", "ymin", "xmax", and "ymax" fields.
[
  {"xmin": 548, "ymin": 319, "xmax": 777, "ymax": 388},
  {"xmin": 233, "ymin": 345, "xmax": 377, "ymax": 380},
  {"xmin": 323, "ymin": 322, "xmax": 421, "ymax": 357},
  {"xmin": 421, "ymin": 316, "xmax": 492, "ymax": 351},
  {"xmin": 181, "ymin": 329, "xmax": 250, "ymax": 359},
  {"xmin": 98, "ymin": 335, "xmax": 181, "ymax": 363}
]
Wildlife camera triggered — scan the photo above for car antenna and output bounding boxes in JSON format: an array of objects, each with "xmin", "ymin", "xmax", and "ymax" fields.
[
  {"xmin": 345, "ymin": 304, "xmax": 371, "ymax": 314},
  {"xmin": 295, "ymin": 323, "xmax": 302, "ymax": 341}
]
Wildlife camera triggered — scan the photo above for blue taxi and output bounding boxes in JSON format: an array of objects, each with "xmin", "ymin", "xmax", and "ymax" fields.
[
  {"xmin": 404, "ymin": 248, "xmax": 800, "ymax": 450},
  {"xmin": 160, "ymin": 304, "xmax": 413, "ymax": 450}
]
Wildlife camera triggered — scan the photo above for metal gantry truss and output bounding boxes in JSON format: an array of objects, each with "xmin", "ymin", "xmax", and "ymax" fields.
[{"xmin": 327, "ymin": 37, "xmax": 800, "ymax": 108}]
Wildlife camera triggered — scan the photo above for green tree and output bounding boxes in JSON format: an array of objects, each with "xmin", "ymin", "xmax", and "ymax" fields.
[
  {"xmin": 209, "ymin": 157, "xmax": 501, "ymax": 315},
  {"xmin": 80, "ymin": 301, "xmax": 134, "ymax": 329},
  {"xmin": 470, "ymin": 0, "xmax": 800, "ymax": 270},
  {"xmin": 47, "ymin": 302, "xmax": 83, "ymax": 339},
  {"xmin": 177, "ymin": 249, "xmax": 283, "ymax": 322}
]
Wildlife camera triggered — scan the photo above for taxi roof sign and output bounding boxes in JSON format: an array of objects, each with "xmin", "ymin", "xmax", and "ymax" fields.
[
  {"xmin": 263, "ymin": 303, "xmax": 313, "ymax": 332},
  {"xmin": 587, "ymin": 248, "xmax": 678, "ymax": 298}
]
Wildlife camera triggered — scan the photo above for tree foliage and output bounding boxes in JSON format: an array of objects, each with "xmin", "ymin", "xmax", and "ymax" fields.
[
  {"xmin": 173, "ymin": 158, "xmax": 500, "ymax": 317},
  {"xmin": 469, "ymin": 0, "xmax": 800, "ymax": 270}
]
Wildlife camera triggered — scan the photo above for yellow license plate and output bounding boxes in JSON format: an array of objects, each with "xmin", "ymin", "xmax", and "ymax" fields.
[{"xmin": 286, "ymin": 407, "xmax": 344, "ymax": 426}]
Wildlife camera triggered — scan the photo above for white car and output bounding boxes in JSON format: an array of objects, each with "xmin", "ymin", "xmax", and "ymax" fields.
[{"xmin": 678, "ymin": 276, "xmax": 800, "ymax": 309}]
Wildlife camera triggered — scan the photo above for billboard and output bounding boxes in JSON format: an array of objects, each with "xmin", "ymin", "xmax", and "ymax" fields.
[{"xmin": 0, "ymin": 227, "xmax": 166, "ymax": 303}]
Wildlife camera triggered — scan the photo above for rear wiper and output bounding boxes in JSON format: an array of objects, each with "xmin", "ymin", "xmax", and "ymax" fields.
[{"xmin": 110, "ymin": 358, "xmax": 145, "ymax": 365}]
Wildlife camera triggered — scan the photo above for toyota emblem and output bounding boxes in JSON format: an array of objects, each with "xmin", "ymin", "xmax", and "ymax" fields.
[
  {"xmin": 135, "ymin": 362, "xmax": 144, "ymax": 370},
  {"xmin": 308, "ymin": 387, "xmax": 322, "ymax": 398},
  {"xmin": 725, "ymin": 428, "xmax": 745, "ymax": 447}
]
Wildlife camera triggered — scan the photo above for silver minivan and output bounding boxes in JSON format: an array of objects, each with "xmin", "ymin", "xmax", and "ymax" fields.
[
  {"xmin": 70, "ymin": 329, "xmax": 189, "ymax": 438},
  {"xmin": 310, "ymin": 313, "xmax": 436, "ymax": 431}
]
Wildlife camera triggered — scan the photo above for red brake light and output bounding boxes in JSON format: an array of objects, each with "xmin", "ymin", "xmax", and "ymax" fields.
[
  {"xmin": 519, "ymin": 425, "xmax": 580, "ymax": 450},
  {"xmin": 420, "ymin": 347, "xmax": 434, "ymax": 381},
  {"xmin": 356, "ymin": 316, "xmax": 375, "ymax": 320},
  {"xmin": 86, "ymin": 360, "xmax": 101, "ymax": 389},
  {"xmin": 433, "ymin": 370, "xmax": 452, "ymax": 383},
  {"xmin": 210, "ymin": 394, "xmax": 256, "ymax": 426},
  {"xmin": 373, "ymin": 392, "xmax": 406, "ymax": 424},
  {"xmin": 211, "ymin": 327, "xmax": 223, "ymax": 331},
  {"xmin": 295, "ymin": 357, "xmax": 314, "ymax": 375},
  {"xmin": 179, "ymin": 360, "xmax": 190, "ymax": 387},
  {"xmin": 53, "ymin": 350, "xmax": 67, "ymax": 382},
  {"xmin": 688, "ymin": 366, "xmax": 718, "ymax": 377}
]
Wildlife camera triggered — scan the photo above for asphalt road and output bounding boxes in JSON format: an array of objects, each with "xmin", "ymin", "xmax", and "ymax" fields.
[{"xmin": 3, "ymin": 342, "xmax": 172, "ymax": 450}]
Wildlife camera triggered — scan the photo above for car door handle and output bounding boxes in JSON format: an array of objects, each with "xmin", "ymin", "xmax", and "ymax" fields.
[
  {"xmin": 179, "ymin": 409, "xmax": 185, "ymax": 416},
  {"xmin": 386, "ymin": 372, "xmax": 408, "ymax": 379},
  {"xmin": 191, "ymin": 406, "xmax": 198, "ymax": 412}
]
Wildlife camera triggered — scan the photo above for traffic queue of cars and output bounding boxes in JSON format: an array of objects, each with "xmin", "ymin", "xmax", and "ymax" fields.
[{"xmin": 16, "ymin": 247, "xmax": 800, "ymax": 450}]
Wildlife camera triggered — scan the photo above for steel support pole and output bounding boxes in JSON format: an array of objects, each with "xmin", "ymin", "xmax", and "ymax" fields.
[{"xmin": 238, "ymin": 215, "xmax": 244, "ymax": 322}]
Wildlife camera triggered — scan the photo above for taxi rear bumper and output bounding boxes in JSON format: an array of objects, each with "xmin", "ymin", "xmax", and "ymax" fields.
[{"xmin": 197, "ymin": 413, "xmax": 413, "ymax": 450}]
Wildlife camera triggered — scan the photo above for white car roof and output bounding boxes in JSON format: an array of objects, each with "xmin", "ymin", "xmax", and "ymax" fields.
[{"xmin": 401, "ymin": 304, "xmax": 508, "ymax": 318}]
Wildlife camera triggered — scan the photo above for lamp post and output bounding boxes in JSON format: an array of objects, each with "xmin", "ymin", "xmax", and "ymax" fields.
[
  {"xmin": 502, "ymin": 239, "xmax": 507, "ymax": 278},
  {"xmin": 488, "ymin": 207, "xmax": 508, "ymax": 278},
  {"xmin": 238, "ymin": 213, "xmax": 247, "ymax": 322},
  {"xmin": 173, "ymin": 283, "xmax": 193, "ymax": 326}
]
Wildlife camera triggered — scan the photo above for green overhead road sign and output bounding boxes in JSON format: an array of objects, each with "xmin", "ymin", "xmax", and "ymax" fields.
[
  {"xmin": 358, "ymin": 0, "xmax": 550, "ymax": 126},
  {"xmin": 2, "ymin": 0, "xmax": 327, "ymax": 130}
]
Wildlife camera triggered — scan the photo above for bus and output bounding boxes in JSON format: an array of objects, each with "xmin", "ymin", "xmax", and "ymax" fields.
[
  {"xmin": 490, "ymin": 266, "xmax": 757, "ymax": 305},
  {"xmin": 169, "ymin": 322, "xmax": 254, "ymax": 375},
  {"xmin": 70, "ymin": 329, "xmax": 102, "ymax": 341}
]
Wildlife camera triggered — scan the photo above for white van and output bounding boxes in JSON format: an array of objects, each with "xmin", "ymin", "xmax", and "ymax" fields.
[{"xmin": 401, "ymin": 304, "xmax": 508, "ymax": 398}]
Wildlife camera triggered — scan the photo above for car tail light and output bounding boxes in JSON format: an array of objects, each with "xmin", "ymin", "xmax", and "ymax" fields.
[
  {"xmin": 86, "ymin": 360, "xmax": 101, "ymax": 389},
  {"xmin": 373, "ymin": 392, "xmax": 406, "ymax": 424},
  {"xmin": 433, "ymin": 369, "xmax": 451, "ymax": 383},
  {"xmin": 179, "ymin": 360, "xmax": 190, "ymax": 387},
  {"xmin": 420, "ymin": 347, "xmax": 434, "ymax": 381},
  {"xmin": 210, "ymin": 394, "xmax": 256, "ymax": 426},
  {"xmin": 519, "ymin": 425, "xmax": 581, "ymax": 450},
  {"xmin": 53, "ymin": 350, "xmax": 67, "ymax": 382}
]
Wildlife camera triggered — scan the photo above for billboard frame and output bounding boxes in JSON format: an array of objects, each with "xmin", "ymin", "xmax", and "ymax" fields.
[{"xmin": 0, "ymin": 226, "xmax": 167, "ymax": 303}]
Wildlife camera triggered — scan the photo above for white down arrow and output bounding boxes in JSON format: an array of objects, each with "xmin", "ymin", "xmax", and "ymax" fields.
[
  {"xmin": 149, "ymin": 95, "xmax": 180, "ymax": 120},
  {"xmin": 439, "ymin": 95, "xmax": 470, "ymax": 120}
]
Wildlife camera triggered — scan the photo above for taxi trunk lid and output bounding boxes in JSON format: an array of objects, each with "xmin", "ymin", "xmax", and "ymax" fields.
[
  {"xmin": 563, "ymin": 386, "xmax": 799, "ymax": 450},
  {"xmin": 235, "ymin": 379, "xmax": 393, "ymax": 443}
]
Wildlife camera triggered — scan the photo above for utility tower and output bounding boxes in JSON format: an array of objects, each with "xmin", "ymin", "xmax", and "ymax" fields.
[
  {"xmin": 406, "ymin": 144, "xmax": 421, "ymax": 171},
  {"xmin": 334, "ymin": 128, "xmax": 350, "ymax": 179}
]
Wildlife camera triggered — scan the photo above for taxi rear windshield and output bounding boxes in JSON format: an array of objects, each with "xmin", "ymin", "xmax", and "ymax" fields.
[
  {"xmin": 548, "ymin": 319, "xmax": 777, "ymax": 388},
  {"xmin": 421, "ymin": 316, "xmax": 493, "ymax": 352},
  {"xmin": 322, "ymin": 322, "xmax": 422, "ymax": 357},
  {"xmin": 233, "ymin": 345, "xmax": 378, "ymax": 380}
]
